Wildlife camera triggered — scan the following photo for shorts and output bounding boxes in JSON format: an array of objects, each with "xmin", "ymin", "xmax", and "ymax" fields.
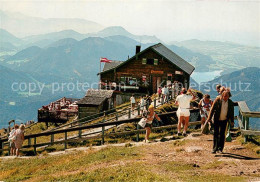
[
  {"xmin": 200, "ymin": 110, "xmax": 209, "ymax": 118},
  {"xmin": 145, "ymin": 123, "xmax": 152, "ymax": 128},
  {"xmin": 177, "ymin": 108, "xmax": 190, "ymax": 118},
  {"xmin": 10, "ymin": 142, "xmax": 15, "ymax": 148}
]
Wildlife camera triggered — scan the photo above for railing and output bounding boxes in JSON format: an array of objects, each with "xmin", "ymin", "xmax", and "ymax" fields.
[
  {"xmin": 235, "ymin": 101, "xmax": 260, "ymax": 142},
  {"xmin": 0, "ymin": 94, "xmax": 195, "ymax": 155},
  {"xmin": 0, "ymin": 108, "xmax": 200, "ymax": 155}
]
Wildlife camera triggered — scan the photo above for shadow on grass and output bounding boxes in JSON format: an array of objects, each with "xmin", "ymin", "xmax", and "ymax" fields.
[{"xmin": 215, "ymin": 152, "xmax": 260, "ymax": 160}]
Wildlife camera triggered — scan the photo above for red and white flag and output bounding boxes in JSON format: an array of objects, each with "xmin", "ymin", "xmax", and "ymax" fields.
[{"xmin": 100, "ymin": 57, "xmax": 112, "ymax": 63}]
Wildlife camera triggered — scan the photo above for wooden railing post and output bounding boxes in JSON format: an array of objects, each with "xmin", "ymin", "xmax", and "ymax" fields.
[
  {"xmin": 0, "ymin": 140, "xmax": 2, "ymax": 155},
  {"xmin": 78, "ymin": 122, "xmax": 82, "ymax": 138},
  {"xmin": 244, "ymin": 116, "xmax": 250, "ymax": 142},
  {"xmin": 8, "ymin": 142, "xmax": 10, "ymax": 155},
  {"xmin": 154, "ymin": 98, "xmax": 156, "ymax": 108},
  {"xmin": 28, "ymin": 138, "xmax": 31, "ymax": 146},
  {"xmin": 101, "ymin": 118, "xmax": 105, "ymax": 145},
  {"xmin": 64, "ymin": 131, "xmax": 67, "ymax": 149},
  {"xmin": 116, "ymin": 112, "xmax": 118, "ymax": 121},
  {"xmin": 136, "ymin": 123, "xmax": 140, "ymax": 142},
  {"xmin": 138, "ymin": 105, "xmax": 140, "ymax": 116},
  {"xmin": 128, "ymin": 108, "xmax": 131, "ymax": 119},
  {"xmin": 34, "ymin": 137, "xmax": 37, "ymax": 155},
  {"xmin": 51, "ymin": 134, "xmax": 54, "ymax": 145}
]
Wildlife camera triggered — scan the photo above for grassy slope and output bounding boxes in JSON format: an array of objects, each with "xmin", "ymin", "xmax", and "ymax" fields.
[{"xmin": 0, "ymin": 144, "xmax": 246, "ymax": 182}]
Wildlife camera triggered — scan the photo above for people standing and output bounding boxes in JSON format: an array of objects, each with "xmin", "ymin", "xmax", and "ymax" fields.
[
  {"xmin": 144, "ymin": 105, "xmax": 161, "ymax": 143},
  {"xmin": 216, "ymin": 84, "xmax": 222, "ymax": 95},
  {"xmin": 175, "ymin": 88, "xmax": 196, "ymax": 136},
  {"xmin": 13, "ymin": 124, "xmax": 25, "ymax": 157},
  {"xmin": 139, "ymin": 96, "xmax": 146, "ymax": 116},
  {"xmin": 206, "ymin": 90, "xmax": 234, "ymax": 154},
  {"xmin": 130, "ymin": 94, "xmax": 136, "ymax": 114},
  {"xmin": 198, "ymin": 94, "xmax": 213, "ymax": 128},
  {"xmin": 145, "ymin": 95, "xmax": 152, "ymax": 111},
  {"xmin": 157, "ymin": 87, "xmax": 162, "ymax": 102},
  {"xmin": 8, "ymin": 124, "xmax": 19, "ymax": 156},
  {"xmin": 162, "ymin": 85, "xmax": 169, "ymax": 103}
]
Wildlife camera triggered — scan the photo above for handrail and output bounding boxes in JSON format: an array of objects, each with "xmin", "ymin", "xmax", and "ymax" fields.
[
  {"xmin": 236, "ymin": 101, "xmax": 260, "ymax": 142},
  {"xmin": 0, "ymin": 108, "xmax": 199, "ymax": 153}
]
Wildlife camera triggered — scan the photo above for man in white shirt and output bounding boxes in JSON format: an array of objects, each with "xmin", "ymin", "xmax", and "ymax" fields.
[{"xmin": 175, "ymin": 88, "xmax": 196, "ymax": 136}]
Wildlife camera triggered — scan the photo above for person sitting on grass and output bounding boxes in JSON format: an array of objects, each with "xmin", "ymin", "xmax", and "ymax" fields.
[{"xmin": 144, "ymin": 105, "xmax": 161, "ymax": 143}]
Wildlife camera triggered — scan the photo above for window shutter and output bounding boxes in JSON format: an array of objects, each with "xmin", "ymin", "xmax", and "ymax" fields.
[
  {"xmin": 120, "ymin": 77, "xmax": 125, "ymax": 82},
  {"xmin": 154, "ymin": 59, "xmax": 158, "ymax": 65},
  {"xmin": 142, "ymin": 58, "xmax": 147, "ymax": 64}
]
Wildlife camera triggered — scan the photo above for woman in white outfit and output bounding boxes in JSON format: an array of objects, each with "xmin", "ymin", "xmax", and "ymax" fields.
[{"xmin": 175, "ymin": 88, "xmax": 196, "ymax": 136}]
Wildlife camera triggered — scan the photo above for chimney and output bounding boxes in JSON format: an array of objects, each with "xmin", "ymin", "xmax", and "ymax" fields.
[{"xmin": 136, "ymin": 45, "xmax": 141, "ymax": 54}]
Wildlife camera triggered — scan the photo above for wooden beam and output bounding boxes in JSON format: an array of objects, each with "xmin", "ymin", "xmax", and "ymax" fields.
[
  {"xmin": 243, "ymin": 112, "xmax": 260, "ymax": 118},
  {"xmin": 238, "ymin": 101, "xmax": 250, "ymax": 113},
  {"xmin": 241, "ymin": 130, "xmax": 260, "ymax": 136},
  {"xmin": 237, "ymin": 115, "xmax": 244, "ymax": 129}
]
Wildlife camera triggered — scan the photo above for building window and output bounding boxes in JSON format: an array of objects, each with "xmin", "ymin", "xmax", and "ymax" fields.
[
  {"xmin": 120, "ymin": 76, "xmax": 138, "ymax": 86},
  {"xmin": 142, "ymin": 58, "xmax": 158, "ymax": 65},
  {"xmin": 167, "ymin": 73, "xmax": 172, "ymax": 81},
  {"xmin": 175, "ymin": 71, "xmax": 183, "ymax": 75},
  {"xmin": 154, "ymin": 59, "xmax": 158, "ymax": 65},
  {"xmin": 147, "ymin": 58, "xmax": 154, "ymax": 65}
]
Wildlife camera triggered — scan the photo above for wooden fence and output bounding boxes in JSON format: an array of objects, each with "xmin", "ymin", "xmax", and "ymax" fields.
[
  {"xmin": 236, "ymin": 101, "xmax": 260, "ymax": 142},
  {"xmin": 0, "ymin": 108, "xmax": 199, "ymax": 154}
]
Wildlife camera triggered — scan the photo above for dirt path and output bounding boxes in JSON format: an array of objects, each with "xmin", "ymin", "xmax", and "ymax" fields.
[{"xmin": 139, "ymin": 133, "xmax": 260, "ymax": 179}]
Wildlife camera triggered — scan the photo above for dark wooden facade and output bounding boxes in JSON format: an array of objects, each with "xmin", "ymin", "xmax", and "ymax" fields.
[
  {"xmin": 100, "ymin": 43, "xmax": 195, "ymax": 94},
  {"xmin": 77, "ymin": 90, "xmax": 116, "ymax": 119}
]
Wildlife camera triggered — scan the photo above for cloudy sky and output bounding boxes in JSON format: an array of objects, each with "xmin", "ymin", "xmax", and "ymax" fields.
[{"xmin": 0, "ymin": 0, "xmax": 259, "ymax": 46}]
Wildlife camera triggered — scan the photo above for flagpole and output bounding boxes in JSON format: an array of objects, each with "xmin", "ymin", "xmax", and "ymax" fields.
[{"xmin": 99, "ymin": 58, "xmax": 101, "ymax": 90}]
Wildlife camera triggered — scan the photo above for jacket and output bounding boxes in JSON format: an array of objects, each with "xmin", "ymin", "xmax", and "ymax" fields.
[{"xmin": 208, "ymin": 97, "xmax": 234, "ymax": 124}]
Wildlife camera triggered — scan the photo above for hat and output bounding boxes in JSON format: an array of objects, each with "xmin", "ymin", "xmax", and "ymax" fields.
[{"xmin": 148, "ymin": 104, "xmax": 154, "ymax": 109}]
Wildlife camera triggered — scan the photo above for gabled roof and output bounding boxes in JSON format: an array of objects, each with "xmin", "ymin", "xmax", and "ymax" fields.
[
  {"xmin": 100, "ymin": 43, "xmax": 195, "ymax": 75},
  {"xmin": 77, "ymin": 89, "xmax": 114, "ymax": 105},
  {"xmin": 152, "ymin": 43, "xmax": 195, "ymax": 75},
  {"xmin": 77, "ymin": 96, "xmax": 106, "ymax": 105},
  {"xmin": 103, "ymin": 61, "xmax": 124, "ymax": 72},
  {"xmin": 85, "ymin": 89, "xmax": 114, "ymax": 98}
]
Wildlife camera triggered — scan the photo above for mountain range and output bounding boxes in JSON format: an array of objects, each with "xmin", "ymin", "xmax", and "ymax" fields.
[
  {"xmin": 174, "ymin": 39, "xmax": 260, "ymax": 74},
  {"xmin": 0, "ymin": 13, "xmax": 259, "ymax": 128},
  {"xmin": 0, "ymin": 10, "xmax": 104, "ymax": 37}
]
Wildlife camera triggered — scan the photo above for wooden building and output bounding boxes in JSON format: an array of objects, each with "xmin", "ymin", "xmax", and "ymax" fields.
[
  {"xmin": 99, "ymin": 43, "xmax": 195, "ymax": 94},
  {"xmin": 77, "ymin": 89, "xmax": 116, "ymax": 119}
]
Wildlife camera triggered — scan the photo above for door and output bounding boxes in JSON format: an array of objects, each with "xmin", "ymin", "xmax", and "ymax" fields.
[{"xmin": 152, "ymin": 76, "xmax": 162, "ymax": 93}]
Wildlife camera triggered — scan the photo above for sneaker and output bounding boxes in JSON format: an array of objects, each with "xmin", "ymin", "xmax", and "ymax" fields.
[
  {"xmin": 183, "ymin": 133, "xmax": 187, "ymax": 137},
  {"xmin": 177, "ymin": 133, "xmax": 182, "ymax": 136},
  {"xmin": 218, "ymin": 150, "xmax": 224, "ymax": 154},
  {"xmin": 211, "ymin": 150, "xmax": 216, "ymax": 154}
]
